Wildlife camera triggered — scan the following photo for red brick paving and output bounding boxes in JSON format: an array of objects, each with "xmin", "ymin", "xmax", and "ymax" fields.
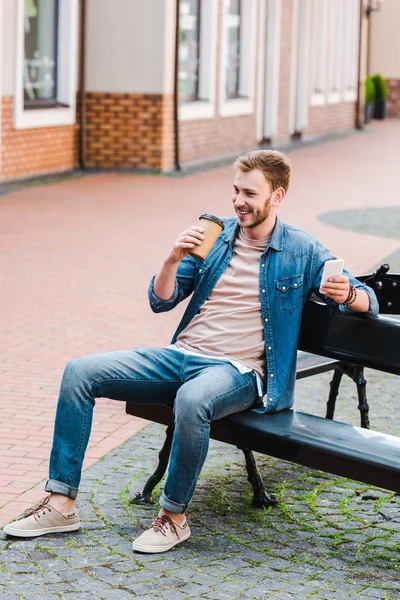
[{"xmin": 1, "ymin": 120, "xmax": 400, "ymax": 526}]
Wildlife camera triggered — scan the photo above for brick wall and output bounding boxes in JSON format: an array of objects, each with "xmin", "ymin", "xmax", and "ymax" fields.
[
  {"xmin": 387, "ymin": 79, "xmax": 400, "ymax": 117},
  {"xmin": 179, "ymin": 114, "xmax": 257, "ymax": 164},
  {"xmin": 84, "ymin": 92, "xmax": 174, "ymax": 171},
  {"xmin": 0, "ymin": 97, "xmax": 78, "ymax": 182},
  {"xmin": 307, "ymin": 102, "xmax": 356, "ymax": 138}
]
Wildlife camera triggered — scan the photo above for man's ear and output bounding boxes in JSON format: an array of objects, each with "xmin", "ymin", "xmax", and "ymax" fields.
[{"xmin": 271, "ymin": 187, "xmax": 286, "ymax": 207}]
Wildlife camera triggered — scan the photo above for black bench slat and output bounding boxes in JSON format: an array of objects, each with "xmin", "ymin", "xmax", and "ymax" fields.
[
  {"xmin": 126, "ymin": 402, "xmax": 400, "ymax": 493},
  {"xmin": 228, "ymin": 411, "xmax": 400, "ymax": 492},
  {"xmin": 296, "ymin": 351, "xmax": 339, "ymax": 379}
]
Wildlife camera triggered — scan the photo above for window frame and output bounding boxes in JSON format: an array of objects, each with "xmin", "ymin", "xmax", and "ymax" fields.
[
  {"xmin": 14, "ymin": 0, "xmax": 79, "ymax": 129},
  {"xmin": 179, "ymin": 0, "xmax": 218, "ymax": 122},
  {"xmin": 310, "ymin": 0, "xmax": 328, "ymax": 106},
  {"xmin": 327, "ymin": 0, "xmax": 343, "ymax": 104},
  {"xmin": 342, "ymin": 0, "xmax": 360, "ymax": 102},
  {"xmin": 178, "ymin": 0, "xmax": 202, "ymax": 104},
  {"xmin": 225, "ymin": 0, "xmax": 241, "ymax": 100},
  {"xmin": 219, "ymin": 0, "xmax": 257, "ymax": 118}
]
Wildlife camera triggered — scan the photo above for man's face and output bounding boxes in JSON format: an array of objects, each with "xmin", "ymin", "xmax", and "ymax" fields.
[{"xmin": 232, "ymin": 169, "xmax": 274, "ymax": 229}]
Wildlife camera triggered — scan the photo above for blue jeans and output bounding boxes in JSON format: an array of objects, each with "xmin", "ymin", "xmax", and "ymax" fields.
[{"xmin": 45, "ymin": 347, "xmax": 258, "ymax": 513}]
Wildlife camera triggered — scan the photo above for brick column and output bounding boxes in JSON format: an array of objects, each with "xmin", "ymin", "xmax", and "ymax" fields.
[{"xmin": 84, "ymin": 92, "xmax": 175, "ymax": 172}]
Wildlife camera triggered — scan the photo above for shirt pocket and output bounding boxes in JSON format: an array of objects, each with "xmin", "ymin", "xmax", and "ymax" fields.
[{"xmin": 276, "ymin": 274, "xmax": 304, "ymax": 314}]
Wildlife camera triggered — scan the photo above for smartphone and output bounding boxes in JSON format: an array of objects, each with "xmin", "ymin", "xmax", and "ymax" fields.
[{"xmin": 319, "ymin": 259, "xmax": 344, "ymax": 293}]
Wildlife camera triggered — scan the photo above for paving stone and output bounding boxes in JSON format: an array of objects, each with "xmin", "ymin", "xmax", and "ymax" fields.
[{"xmin": 361, "ymin": 588, "xmax": 399, "ymax": 599}]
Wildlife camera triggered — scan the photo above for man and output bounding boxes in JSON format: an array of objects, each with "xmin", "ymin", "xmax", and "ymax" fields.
[{"xmin": 3, "ymin": 150, "xmax": 378, "ymax": 553}]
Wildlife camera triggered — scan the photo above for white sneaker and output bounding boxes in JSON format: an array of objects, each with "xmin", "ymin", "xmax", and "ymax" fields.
[
  {"xmin": 3, "ymin": 496, "xmax": 80, "ymax": 538},
  {"xmin": 132, "ymin": 515, "xmax": 191, "ymax": 553}
]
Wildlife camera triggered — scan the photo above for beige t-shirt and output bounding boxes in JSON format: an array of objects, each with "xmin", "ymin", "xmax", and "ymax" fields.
[{"xmin": 175, "ymin": 228, "xmax": 269, "ymax": 380}]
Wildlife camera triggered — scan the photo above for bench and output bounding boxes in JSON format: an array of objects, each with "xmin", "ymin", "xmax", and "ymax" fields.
[
  {"xmin": 295, "ymin": 263, "xmax": 400, "ymax": 429},
  {"xmin": 126, "ymin": 267, "xmax": 400, "ymax": 507}
]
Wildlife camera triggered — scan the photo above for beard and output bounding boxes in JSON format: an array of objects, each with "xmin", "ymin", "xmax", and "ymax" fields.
[{"xmin": 237, "ymin": 196, "xmax": 273, "ymax": 228}]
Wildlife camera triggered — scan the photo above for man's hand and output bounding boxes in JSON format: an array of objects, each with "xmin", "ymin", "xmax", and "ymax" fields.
[
  {"xmin": 166, "ymin": 226, "xmax": 205, "ymax": 265},
  {"xmin": 319, "ymin": 275, "xmax": 350, "ymax": 304},
  {"xmin": 153, "ymin": 225, "xmax": 205, "ymax": 301}
]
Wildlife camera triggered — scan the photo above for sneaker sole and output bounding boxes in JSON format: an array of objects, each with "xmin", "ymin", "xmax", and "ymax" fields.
[
  {"xmin": 3, "ymin": 522, "xmax": 80, "ymax": 538},
  {"xmin": 132, "ymin": 530, "xmax": 191, "ymax": 553}
]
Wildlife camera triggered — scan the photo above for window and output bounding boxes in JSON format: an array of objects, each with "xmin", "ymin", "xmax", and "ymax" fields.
[
  {"xmin": 310, "ymin": 0, "xmax": 328, "ymax": 105},
  {"xmin": 179, "ymin": 0, "xmax": 201, "ymax": 102},
  {"xmin": 225, "ymin": 0, "xmax": 241, "ymax": 99},
  {"xmin": 14, "ymin": 0, "xmax": 79, "ymax": 129},
  {"xmin": 328, "ymin": 0, "xmax": 343, "ymax": 102},
  {"xmin": 343, "ymin": 0, "xmax": 360, "ymax": 101},
  {"xmin": 178, "ymin": 0, "xmax": 218, "ymax": 121},
  {"xmin": 219, "ymin": 0, "xmax": 256, "ymax": 117},
  {"xmin": 24, "ymin": 0, "xmax": 60, "ymax": 107}
]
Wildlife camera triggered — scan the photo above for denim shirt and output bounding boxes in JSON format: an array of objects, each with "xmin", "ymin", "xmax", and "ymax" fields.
[{"xmin": 148, "ymin": 217, "xmax": 379, "ymax": 413}]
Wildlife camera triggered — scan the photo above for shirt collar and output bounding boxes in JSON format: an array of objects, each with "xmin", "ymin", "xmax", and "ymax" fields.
[{"xmin": 222, "ymin": 216, "xmax": 283, "ymax": 252}]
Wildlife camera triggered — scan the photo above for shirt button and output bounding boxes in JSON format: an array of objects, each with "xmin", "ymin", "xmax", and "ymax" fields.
[
  {"xmin": 294, "ymin": 283, "xmax": 298, "ymax": 287},
  {"xmin": 265, "ymin": 318, "xmax": 268, "ymax": 322},
  {"xmin": 282, "ymin": 286, "xmax": 286, "ymax": 291},
  {"xmin": 270, "ymin": 373, "xmax": 274, "ymax": 377},
  {"xmin": 269, "ymin": 397, "xmax": 273, "ymax": 402},
  {"xmin": 268, "ymin": 346, "xmax": 272, "ymax": 350},
  {"xmin": 261, "ymin": 263, "xmax": 265, "ymax": 267},
  {"xmin": 262, "ymin": 289, "xmax": 266, "ymax": 293}
]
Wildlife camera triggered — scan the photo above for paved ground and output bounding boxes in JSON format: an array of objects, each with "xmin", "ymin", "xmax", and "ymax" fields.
[{"xmin": 0, "ymin": 119, "xmax": 399, "ymax": 598}]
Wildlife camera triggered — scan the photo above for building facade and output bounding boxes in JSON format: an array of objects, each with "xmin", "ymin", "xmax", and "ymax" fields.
[
  {"xmin": 0, "ymin": 0, "xmax": 382, "ymax": 182},
  {"xmin": 370, "ymin": 0, "xmax": 400, "ymax": 117}
]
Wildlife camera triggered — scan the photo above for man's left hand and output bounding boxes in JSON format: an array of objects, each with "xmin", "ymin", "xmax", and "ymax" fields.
[{"xmin": 320, "ymin": 275, "xmax": 350, "ymax": 304}]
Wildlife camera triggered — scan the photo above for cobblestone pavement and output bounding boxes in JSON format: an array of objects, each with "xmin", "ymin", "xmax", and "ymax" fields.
[{"xmin": 0, "ymin": 369, "xmax": 399, "ymax": 600}]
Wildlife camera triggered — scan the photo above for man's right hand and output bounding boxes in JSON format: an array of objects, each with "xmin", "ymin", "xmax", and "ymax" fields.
[
  {"xmin": 165, "ymin": 226, "xmax": 205, "ymax": 265},
  {"xmin": 153, "ymin": 226, "xmax": 205, "ymax": 301}
]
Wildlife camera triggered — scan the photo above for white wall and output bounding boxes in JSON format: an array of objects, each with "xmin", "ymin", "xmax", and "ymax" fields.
[
  {"xmin": 2, "ymin": 0, "xmax": 17, "ymax": 95},
  {"xmin": 370, "ymin": 0, "xmax": 400, "ymax": 78},
  {"xmin": 86, "ymin": 0, "xmax": 175, "ymax": 94}
]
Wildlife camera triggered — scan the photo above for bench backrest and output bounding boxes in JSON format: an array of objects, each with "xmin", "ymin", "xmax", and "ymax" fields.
[{"xmin": 298, "ymin": 301, "xmax": 400, "ymax": 376}]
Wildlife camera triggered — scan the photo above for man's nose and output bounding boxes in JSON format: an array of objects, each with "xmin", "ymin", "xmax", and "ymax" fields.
[{"xmin": 233, "ymin": 194, "xmax": 245, "ymax": 206}]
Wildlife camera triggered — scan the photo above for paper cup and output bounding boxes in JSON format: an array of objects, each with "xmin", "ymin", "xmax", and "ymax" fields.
[{"xmin": 188, "ymin": 214, "xmax": 225, "ymax": 261}]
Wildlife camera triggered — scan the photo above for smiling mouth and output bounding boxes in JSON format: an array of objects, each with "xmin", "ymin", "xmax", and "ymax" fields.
[{"xmin": 237, "ymin": 209, "xmax": 251, "ymax": 216}]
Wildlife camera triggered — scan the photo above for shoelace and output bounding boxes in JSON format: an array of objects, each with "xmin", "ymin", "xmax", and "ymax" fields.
[
  {"xmin": 17, "ymin": 496, "xmax": 52, "ymax": 522},
  {"xmin": 152, "ymin": 515, "xmax": 179, "ymax": 538}
]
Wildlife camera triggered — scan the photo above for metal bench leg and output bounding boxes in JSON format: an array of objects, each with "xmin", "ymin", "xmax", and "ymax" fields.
[
  {"xmin": 240, "ymin": 447, "xmax": 277, "ymax": 509},
  {"xmin": 353, "ymin": 367, "xmax": 370, "ymax": 429},
  {"xmin": 326, "ymin": 368, "xmax": 343, "ymax": 420},
  {"xmin": 134, "ymin": 425, "xmax": 174, "ymax": 505}
]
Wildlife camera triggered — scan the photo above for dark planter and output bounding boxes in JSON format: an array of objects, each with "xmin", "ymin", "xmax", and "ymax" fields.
[
  {"xmin": 364, "ymin": 102, "xmax": 375, "ymax": 124},
  {"xmin": 373, "ymin": 98, "xmax": 387, "ymax": 120}
]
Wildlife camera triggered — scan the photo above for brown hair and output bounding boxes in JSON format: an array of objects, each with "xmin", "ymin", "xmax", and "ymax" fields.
[{"xmin": 233, "ymin": 150, "xmax": 291, "ymax": 192}]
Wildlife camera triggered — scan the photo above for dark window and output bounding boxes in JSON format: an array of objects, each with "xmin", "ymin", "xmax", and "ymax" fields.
[
  {"xmin": 24, "ymin": 0, "xmax": 60, "ymax": 108},
  {"xmin": 179, "ymin": 0, "xmax": 201, "ymax": 102},
  {"xmin": 226, "ymin": 0, "xmax": 241, "ymax": 99}
]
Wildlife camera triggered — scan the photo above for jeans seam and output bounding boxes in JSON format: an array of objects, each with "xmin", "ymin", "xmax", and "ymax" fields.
[
  {"xmin": 90, "ymin": 377, "xmax": 182, "ymax": 387},
  {"xmin": 182, "ymin": 373, "xmax": 256, "ymax": 506},
  {"xmin": 67, "ymin": 391, "xmax": 89, "ymax": 488}
]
